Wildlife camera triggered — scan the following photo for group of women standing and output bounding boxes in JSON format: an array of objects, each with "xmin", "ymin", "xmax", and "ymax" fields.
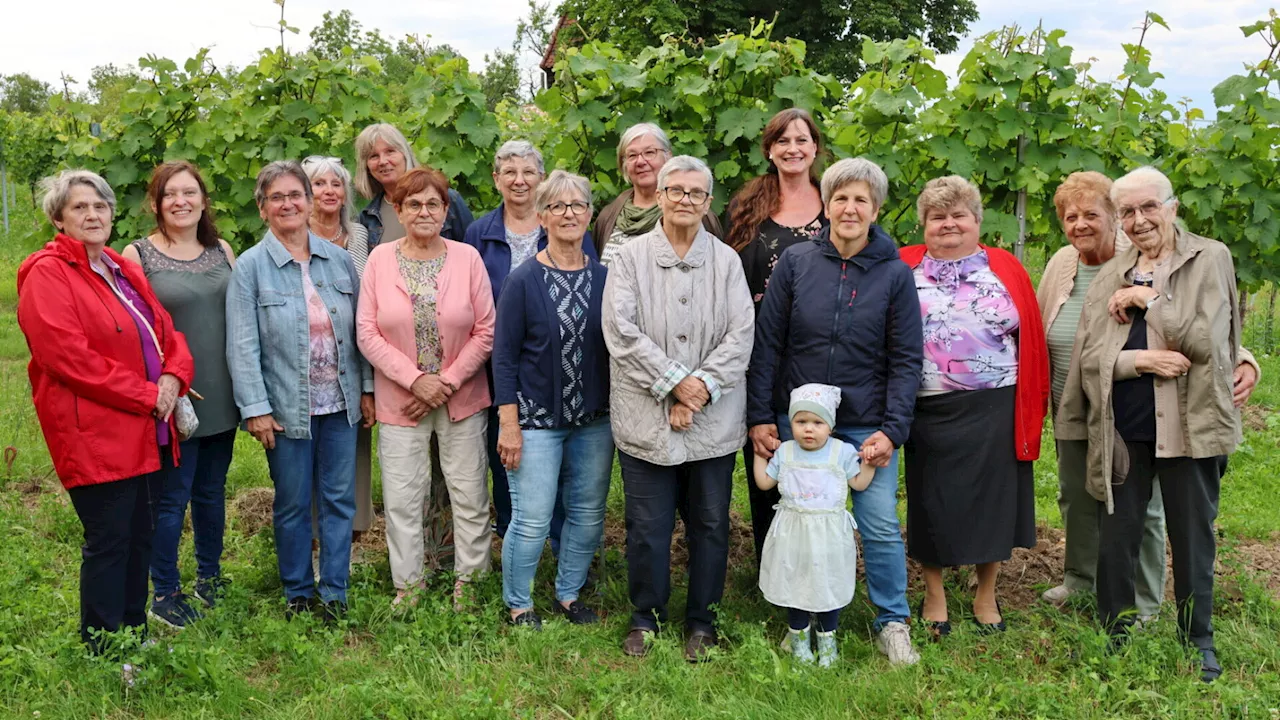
[{"xmin": 17, "ymin": 108, "xmax": 1255, "ymax": 682}]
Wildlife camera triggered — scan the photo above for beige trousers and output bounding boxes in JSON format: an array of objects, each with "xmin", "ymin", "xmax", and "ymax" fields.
[{"xmin": 379, "ymin": 408, "xmax": 490, "ymax": 588}]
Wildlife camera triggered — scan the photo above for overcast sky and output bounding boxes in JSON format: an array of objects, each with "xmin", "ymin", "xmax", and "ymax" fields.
[{"xmin": 1, "ymin": 0, "xmax": 1272, "ymax": 118}]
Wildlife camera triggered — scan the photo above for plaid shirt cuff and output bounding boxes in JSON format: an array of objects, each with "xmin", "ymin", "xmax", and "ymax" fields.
[
  {"xmin": 650, "ymin": 362, "xmax": 691, "ymax": 401},
  {"xmin": 691, "ymin": 370, "xmax": 721, "ymax": 404}
]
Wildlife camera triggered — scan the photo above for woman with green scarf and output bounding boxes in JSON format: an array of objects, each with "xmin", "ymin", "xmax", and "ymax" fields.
[{"xmin": 593, "ymin": 123, "xmax": 723, "ymax": 265}]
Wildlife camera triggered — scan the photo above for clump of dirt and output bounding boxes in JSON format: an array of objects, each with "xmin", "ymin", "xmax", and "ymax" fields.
[
  {"xmin": 1242, "ymin": 403, "xmax": 1270, "ymax": 433},
  {"xmin": 231, "ymin": 487, "xmax": 275, "ymax": 536}
]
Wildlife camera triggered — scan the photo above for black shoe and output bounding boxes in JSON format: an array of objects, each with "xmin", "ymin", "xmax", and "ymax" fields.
[
  {"xmin": 1199, "ymin": 648, "xmax": 1222, "ymax": 683},
  {"xmin": 193, "ymin": 576, "xmax": 229, "ymax": 609},
  {"xmin": 285, "ymin": 596, "xmax": 315, "ymax": 620},
  {"xmin": 509, "ymin": 610, "xmax": 543, "ymax": 630},
  {"xmin": 916, "ymin": 598, "xmax": 951, "ymax": 639},
  {"xmin": 552, "ymin": 600, "xmax": 599, "ymax": 625},
  {"xmin": 318, "ymin": 600, "xmax": 348, "ymax": 625},
  {"xmin": 149, "ymin": 593, "xmax": 203, "ymax": 629},
  {"xmin": 973, "ymin": 602, "xmax": 1007, "ymax": 635}
]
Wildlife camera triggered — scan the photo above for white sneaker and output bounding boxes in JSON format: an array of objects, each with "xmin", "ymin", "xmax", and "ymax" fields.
[
  {"xmin": 875, "ymin": 622, "xmax": 920, "ymax": 666},
  {"xmin": 1041, "ymin": 585, "xmax": 1074, "ymax": 606}
]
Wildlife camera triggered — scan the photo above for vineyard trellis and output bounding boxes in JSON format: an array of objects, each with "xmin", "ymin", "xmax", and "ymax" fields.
[{"xmin": 1, "ymin": 10, "xmax": 1278, "ymax": 291}]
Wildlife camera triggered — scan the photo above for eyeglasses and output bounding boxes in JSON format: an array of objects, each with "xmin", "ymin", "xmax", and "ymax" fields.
[
  {"xmin": 267, "ymin": 191, "xmax": 307, "ymax": 205},
  {"xmin": 1118, "ymin": 198, "xmax": 1172, "ymax": 221},
  {"xmin": 545, "ymin": 201, "xmax": 589, "ymax": 216},
  {"xmin": 402, "ymin": 199, "xmax": 445, "ymax": 215},
  {"xmin": 660, "ymin": 187, "xmax": 709, "ymax": 205},
  {"xmin": 625, "ymin": 148, "xmax": 666, "ymax": 164}
]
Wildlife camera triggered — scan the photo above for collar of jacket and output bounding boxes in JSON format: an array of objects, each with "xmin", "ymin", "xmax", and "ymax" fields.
[
  {"xmin": 473, "ymin": 202, "xmax": 548, "ymax": 245},
  {"xmin": 1114, "ymin": 225, "xmax": 1207, "ymax": 280},
  {"xmin": 813, "ymin": 224, "xmax": 897, "ymax": 267},
  {"xmin": 648, "ymin": 221, "xmax": 712, "ymax": 268},
  {"xmin": 262, "ymin": 229, "xmax": 333, "ymax": 267},
  {"xmin": 21, "ymin": 233, "xmax": 128, "ymax": 278}
]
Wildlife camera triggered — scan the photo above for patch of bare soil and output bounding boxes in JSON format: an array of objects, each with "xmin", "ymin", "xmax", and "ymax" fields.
[
  {"xmin": 1242, "ymin": 403, "xmax": 1270, "ymax": 433},
  {"xmin": 231, "ymin": 487, "xmax": 275, "ymax": 537}
]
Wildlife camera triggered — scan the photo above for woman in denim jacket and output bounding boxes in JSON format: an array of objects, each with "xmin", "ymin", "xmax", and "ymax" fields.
[{"xmin": 226, "ymin": 160, "xmax": 374, "ymax": 622}]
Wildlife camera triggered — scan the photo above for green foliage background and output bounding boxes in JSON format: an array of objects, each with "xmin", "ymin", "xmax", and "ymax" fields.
[{"xmin": 2, "ymin": 11, "xmax": 1278, "ymax": 286}]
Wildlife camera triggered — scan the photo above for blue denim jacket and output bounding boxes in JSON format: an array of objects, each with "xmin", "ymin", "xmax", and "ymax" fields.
[{"xmin": 226, "ymin": 231, "xmax": 373, "ymax": 439}]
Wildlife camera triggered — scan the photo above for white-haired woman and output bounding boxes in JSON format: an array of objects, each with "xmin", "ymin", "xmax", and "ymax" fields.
[
  {"xmin": 593, "ymin": 123, "xmax": 722, "ymax": 265},
  {"xmin": 494, "ymin": 170, "xmax": 612, "ymax": 630},
  {"xmin": 1059, "ymin": 166, "xmax": 1245, "ymax": 682},
  {"xmin": 603, "ymin": 156, "xmax": 754, "ymax": 662},
  {"xmin": 18, "ymin": 169, "xmax": 194, "ymax": 654},
  {"xmin": 354, "ymin": 123, "xmax": 474, "ymax": 250},
  {"xmin": 464, "ymin": 140, "xmax": 599, "ymax": 540},
  {"xmin": 747, "ymin": 157, "xmax": 922, "ymax": 665},
  {"xmin": 302, "ymin": 155, "xmax": 375, "ymax": 540}
]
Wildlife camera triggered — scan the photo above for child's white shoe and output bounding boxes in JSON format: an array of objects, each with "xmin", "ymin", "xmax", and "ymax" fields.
[
  {"xmin": 788, "ymin": 627, "xmax": 816, "ymax": 664},
  {"xmin": 816, "ymin": 631, "xmax": 838, "ymax": 667}
]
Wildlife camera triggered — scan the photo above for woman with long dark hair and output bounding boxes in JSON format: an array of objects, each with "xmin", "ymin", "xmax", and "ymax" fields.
[{"xmin": 727, "ymin": 107, "xmax": 829, "ymax": 564}]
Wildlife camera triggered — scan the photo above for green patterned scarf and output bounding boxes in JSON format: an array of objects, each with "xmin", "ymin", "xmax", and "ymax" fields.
[{"xmin": 615, "ymin": 200, "xmax": 663, "ymax": 236}]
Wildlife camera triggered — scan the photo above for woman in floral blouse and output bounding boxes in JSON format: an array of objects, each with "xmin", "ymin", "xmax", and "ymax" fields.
[
  {"xmin": 898, "ymin": 176, "xmax": 1049, "ymax": 637},
  {"xmin": 356, "ymin": 166, "xmax": 496, "ymax": 609}
]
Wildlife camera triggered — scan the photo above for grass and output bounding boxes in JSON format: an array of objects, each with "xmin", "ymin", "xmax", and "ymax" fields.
[{"xmin": 2, "ymin": 186, "xmax": 1279, "ymax": 718}]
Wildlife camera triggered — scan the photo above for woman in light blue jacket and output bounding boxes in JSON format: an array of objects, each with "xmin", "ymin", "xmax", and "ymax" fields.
[{"xmin": 226, "ymin": 160, "xmax": 374, "ymax": 622}]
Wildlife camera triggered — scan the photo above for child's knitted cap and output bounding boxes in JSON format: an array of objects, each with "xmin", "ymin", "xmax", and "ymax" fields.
[{"xmin": 788, "ymin": 383, "xmax": 841, "ymax": 428}]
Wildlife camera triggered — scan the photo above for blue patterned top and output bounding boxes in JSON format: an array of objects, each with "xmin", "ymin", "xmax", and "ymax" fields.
[{"xmin": 517, "ymin": 265, "xmax": 607, "ymax": 428}]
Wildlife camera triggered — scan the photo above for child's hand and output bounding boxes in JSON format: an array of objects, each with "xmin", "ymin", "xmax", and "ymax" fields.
[
  {"xmin": 859, "ymin": 431, "xmax": 893, "ymax": 468},
  {"xmin": 849, "ymin": 463, "xmax": 877, "ymax": 492}
]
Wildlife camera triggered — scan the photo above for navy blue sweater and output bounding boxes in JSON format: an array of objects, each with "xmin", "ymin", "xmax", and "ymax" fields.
[
  {"xmin": 463, "ymin": 204, "xmax": 598, "ymax": 302},
  {"xmin": 493, "ymin": 256, "xmax": 610, "ymax": 425},
  {"xmin": 746, "ymin": 225, "xmax": 923, "ymax": 446}
]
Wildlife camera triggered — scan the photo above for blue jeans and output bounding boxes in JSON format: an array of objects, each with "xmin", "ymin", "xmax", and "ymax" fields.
[
  {"xmin": 777, "ymin": 415, "xmax": 910, "ymax": 630},
  {"xmin": 266, "ymin": 413, "xmax": 357, "ymax": 603},
  {"xmin": 502, "ymin": 416, "xmax": 614, "ymax": 610},
  {"xmin": 490, "ymin": 405, "xmax": 567, "ymax": 546},
  {"xmin": 149, "ymin": 430, "xmax": 236, "ymax": 597}
]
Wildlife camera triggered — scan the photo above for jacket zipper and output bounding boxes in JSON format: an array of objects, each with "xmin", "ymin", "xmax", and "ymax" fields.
[{"xmin": 827, "ymin": 260, "xmax": 848, "ymax": 382}]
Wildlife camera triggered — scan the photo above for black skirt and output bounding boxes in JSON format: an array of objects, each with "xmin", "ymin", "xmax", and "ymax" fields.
[{"xmin": 905, "ymin": 385, "xmax": 1035, "ymax": 567}]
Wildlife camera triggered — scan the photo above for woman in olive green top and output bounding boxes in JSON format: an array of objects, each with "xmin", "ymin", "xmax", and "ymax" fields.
[{"xmin": 121, "ymin": 161, "xmax": 238, "ymax": 629}]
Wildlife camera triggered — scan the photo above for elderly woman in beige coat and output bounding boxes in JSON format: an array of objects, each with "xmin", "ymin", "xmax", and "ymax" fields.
[
  {"xmin": 603, "ymin": 155, "xmax": 754, "ymax": 663},
  {"xmin": 1058, "ymin": 166, "xmax": 1245, "ymax": 683}
]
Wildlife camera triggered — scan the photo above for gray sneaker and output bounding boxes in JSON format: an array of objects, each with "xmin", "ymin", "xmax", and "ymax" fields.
[
  {"xmin": 1041, "ymin": 584, "xmax": 1074, "ymax": 606},
  {"xmin": 149, "ymin": 593, "xmax": 202, "ymax": 629},
  {"xmin": 816, "ymin": 631, "xmax": 838, "ymax": 668},
  {"xmin": 788, "ymin": 627, "xmax": 816, "ymax": 665},
  {"xmin": 875, "ymin": 622, "xmax": 920, "ymax": 666}
]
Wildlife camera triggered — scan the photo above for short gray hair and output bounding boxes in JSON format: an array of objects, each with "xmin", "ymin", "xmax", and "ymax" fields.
[
  {"xmin": 821, "ymin": 158, "xmax": 888, "ymax": 209},
  {"xmin": 917, "ymin": 175, "xmax": 983, "ymax": 225},
  {"xmin": 301, "ymin": 155, "xmax": 356, "ymax": 238},
  {"xmin": 254, "ymin": 160, "xmax": 312, "ymax": 208},
  {"xmin": 493, "ymin": 140, "xmax": 545, "ymax": 175},
  {"xmin": 617, "ymin": 122, "xmax": 672, "ymax": 184},
  {"xmin": 656, "ymin": 155, "xmax": 713, "ymax": 197},
  {"xmin": 534, "ymin": 170, "xmax": 593, "ymax": 214},
  {"xmin": 353, "ymin": 123, "xmax": 418, "ymax": 199},
  {"xmin": 1112, "ymin": 166, "xmax": 1175, "ymax": 205},
  {"xmin": 40, "ymin": 169, "xmax": 116, "ymax": 224}
]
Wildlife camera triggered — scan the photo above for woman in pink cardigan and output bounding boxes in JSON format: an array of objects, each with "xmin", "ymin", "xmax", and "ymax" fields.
[{"xmin": 356, "ymin": 167, "xmax": 496, "ymax": 607}]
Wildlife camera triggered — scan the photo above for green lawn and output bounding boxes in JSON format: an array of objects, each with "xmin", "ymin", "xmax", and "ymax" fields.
[{"xmin": 2, "ymin": 190, "xmax": 1278, "ymax": 718}]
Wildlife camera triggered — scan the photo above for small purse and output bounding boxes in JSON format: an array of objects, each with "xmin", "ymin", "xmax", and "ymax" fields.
[
  {"xmin": 174, "ymin": 395, "xmax": 200, "ymax": 441},
  {"xmin": 1110, "ymin": 428, "xmax": 1130, "ymax": 486}
]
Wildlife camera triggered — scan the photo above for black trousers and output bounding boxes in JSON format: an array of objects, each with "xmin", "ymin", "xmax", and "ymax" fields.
[
  {"xmin": 66, "ymin": 455, "xmax": 168, "ymax": 654},
  {"xmin": 619, "ymin": 450, "xmax": 735, "ymax": 634},
  {"xmin": 1097, "ymin": 442, "xmax": 1222, "ymax": 650},
  {"xmin": 743, "ymin": 442, "xmax": 780, "ymax": 567}
]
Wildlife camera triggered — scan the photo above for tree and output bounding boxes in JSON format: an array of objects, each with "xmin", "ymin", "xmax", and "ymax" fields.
[
  {"xmin": 0, "ymin": 73, "xmax": 53, "ymax": 114},
  {"xmin": 481, "ymin": 48, "xmax": 522, "ymax": 110},
  {"xmin": 555, "ymin": 0, "xmax": 979, "ymax": 81}
]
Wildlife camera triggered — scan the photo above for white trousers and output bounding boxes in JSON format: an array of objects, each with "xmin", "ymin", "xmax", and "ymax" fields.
[{"xmin": 378, "ymin": 408, "xmax": 491, "ymax": 588}]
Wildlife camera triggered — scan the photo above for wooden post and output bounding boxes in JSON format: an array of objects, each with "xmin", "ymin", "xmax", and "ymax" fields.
[
  {"xmin": 1014, "ymin": 102, "xmax": 1029, "ymax": 262},
  {"xmin": 1, "ymin": 157, "xmax": 9, "ymax": 235}
]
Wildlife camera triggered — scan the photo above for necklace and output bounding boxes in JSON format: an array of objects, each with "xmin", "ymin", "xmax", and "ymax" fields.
[
  {"xmin": 546, "ymin": 247, "xmax": 584, "ymax": 271},
  {"xmin": 312, "ymin": 223, "xmax": 347, "ymax": 248}
]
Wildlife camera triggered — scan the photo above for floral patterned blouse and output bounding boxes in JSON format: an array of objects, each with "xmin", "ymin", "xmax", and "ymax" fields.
[
  {"xmin": 396, "ymin": 247, "xmax": 446, "ymax": 374},
  {"xmin": 913, "ymin": 249, "xmax": 1020, "ymax": 393},
  {"xmin": 300, "ymin": 260, "xmax": 346, "ymax": 415},
  {"xmin": 738, "ymin": 214, "xmax": 828, "ymax": 310}
]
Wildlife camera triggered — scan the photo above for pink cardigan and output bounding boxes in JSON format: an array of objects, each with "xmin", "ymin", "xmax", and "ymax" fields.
[{"xmin": 357, "ymin": 239, "xmax": 495, "ymax": 426}]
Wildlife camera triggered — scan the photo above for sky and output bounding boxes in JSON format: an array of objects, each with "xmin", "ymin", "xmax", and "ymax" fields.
[{"xmin": 0, "ymin": 0, "xmax": 1273, "ymax": 118}]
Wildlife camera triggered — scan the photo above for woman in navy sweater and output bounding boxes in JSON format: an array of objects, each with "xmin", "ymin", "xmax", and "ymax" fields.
[{"xmin": 493, "ymin": 170, "xmax": 612, "ymax": 629}]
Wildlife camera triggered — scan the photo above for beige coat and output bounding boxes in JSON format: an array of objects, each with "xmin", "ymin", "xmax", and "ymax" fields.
[
  {"xmin": 1057, "ymin": 227, "xmax": 1244, "ymax": 512},
  {"xmin": 602, "ymin": 224, "xmax": 754, "ymax": 466}
]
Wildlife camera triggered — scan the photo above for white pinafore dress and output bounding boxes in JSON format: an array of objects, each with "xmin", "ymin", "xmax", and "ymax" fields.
[{"xmin": 758, "ymin": 439, "xmax": 858, "ymax": 612}]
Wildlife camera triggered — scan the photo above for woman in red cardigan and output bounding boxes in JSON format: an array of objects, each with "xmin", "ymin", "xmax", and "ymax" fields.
[
  {"xmin": 898, "ymin": 175, "xmax": 1048, "ymax": 637},
  {"xmin": 17, "ymin": 170, "xmax": 194, "ymax": 656}
]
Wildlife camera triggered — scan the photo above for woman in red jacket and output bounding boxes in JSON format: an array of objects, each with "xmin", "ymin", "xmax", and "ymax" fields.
[
  {"xmin": 16, "ymin": 170, "xmax": 194, "ymax": 655},
  {"xmin": 898, "ymin": 176, "xmax": 1048, "ymax": 637}
]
